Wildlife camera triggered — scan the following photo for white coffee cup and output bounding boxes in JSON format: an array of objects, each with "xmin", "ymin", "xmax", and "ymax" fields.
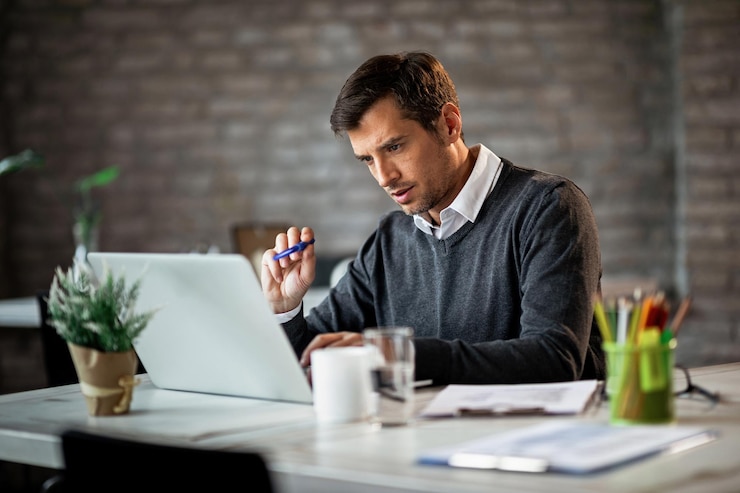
[{"xmin": 310, "ymin": 346, "xmax": 374, "ymax": 424}]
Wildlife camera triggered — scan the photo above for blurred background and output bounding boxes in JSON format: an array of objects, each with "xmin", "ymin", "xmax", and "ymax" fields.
[{"xmin": 0, "ymin": 0, "xmax": 738, "ymax": 394}]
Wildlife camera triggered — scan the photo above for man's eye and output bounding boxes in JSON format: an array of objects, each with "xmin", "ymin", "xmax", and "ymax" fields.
[{"xmin": 388, "ymin": 144, "xmax": 400, "ymax": 152}]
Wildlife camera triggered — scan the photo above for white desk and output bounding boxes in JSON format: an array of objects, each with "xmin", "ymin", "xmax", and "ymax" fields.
[
  {"xmin": 1, "ymin": 364, "xmax": 739, "ymax": 493},
  {"xmin": 0, "ymin": 297, "xmax": 40, "ymax": 328}
]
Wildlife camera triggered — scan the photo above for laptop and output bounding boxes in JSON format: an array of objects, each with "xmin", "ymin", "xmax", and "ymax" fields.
[{"xmin": 86, "ymin": 252, "xmax": 313, "ymax": 405}]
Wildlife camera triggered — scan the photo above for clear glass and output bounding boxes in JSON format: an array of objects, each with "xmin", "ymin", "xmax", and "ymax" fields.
[{"xmin": 363, "ymin": 326, "xmax": 415, "ymax": 427}]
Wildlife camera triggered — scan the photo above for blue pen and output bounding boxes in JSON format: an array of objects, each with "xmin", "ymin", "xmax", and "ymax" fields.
[{"xmin": 272, "ymin": 238, "xmax": 315, "ymax": 260}]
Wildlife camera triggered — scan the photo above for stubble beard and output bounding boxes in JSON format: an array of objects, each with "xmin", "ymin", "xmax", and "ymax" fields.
[{"xmin": 398, "ymin": 141, "xmax": 455, "ymax": 218}]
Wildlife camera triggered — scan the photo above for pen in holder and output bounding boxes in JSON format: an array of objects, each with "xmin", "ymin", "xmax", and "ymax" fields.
[
  {"xmin": 603, "ymin": 338, "xmax": 676, "ymax": 425},
  {"xmin": 595, "ymin": 290, "xmax": 688, "ymax": 425}
]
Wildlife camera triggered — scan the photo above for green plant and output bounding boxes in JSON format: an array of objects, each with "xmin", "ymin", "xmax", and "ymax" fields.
[
  {"xmin": 47, "ymin": 260, "xmax": 158, "ymax": 352},
  {"xmin": 0, "ymin": 149, "xmax": 44, "ymax": 177},
  {"xmin": 74, "ymin": 166, "xmax": 120, "ymax": 253},
  {"xmin": 2, "ymin": 150, "xmax": 118, "ymax": 255}
]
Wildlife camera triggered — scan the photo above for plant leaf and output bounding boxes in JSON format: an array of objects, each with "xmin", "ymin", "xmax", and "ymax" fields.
[
  {"xmin": 0, "ymin": 149, "xmax": 44, "ymax": 176},
  {"xmin": 75, "ymin": 166, "xmax": 120, "ymax": 192},
  {"xmin": 45, "ymin": 259, "xmax": 159, "ymax": 352}
]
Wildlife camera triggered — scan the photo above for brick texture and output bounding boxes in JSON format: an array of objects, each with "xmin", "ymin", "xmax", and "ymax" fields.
[
  {"xmin": 0, "ymin": 0, "xmax": 739, "ymax": 393},
  {"xmin": 675, "ymin": 0, "xmax": 740, "ymax": 366}
]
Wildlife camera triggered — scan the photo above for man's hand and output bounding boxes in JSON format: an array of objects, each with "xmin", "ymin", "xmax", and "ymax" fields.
[
  {"xmin": 300, "ymin": 332, "xmax": 364, "ymax": 368},
  {"xmin": 261, "ymin": 226, "xmax": 316, "ymax": 314}
]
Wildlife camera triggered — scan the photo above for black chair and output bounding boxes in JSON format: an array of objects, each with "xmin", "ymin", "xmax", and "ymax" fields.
[
  {"xmin": 37, "ymin": 290, "xmax": 78, "ymax": 387},
  {"xmin": 41, "ymin": 429, "xmax": 275, "ymax": 493}
]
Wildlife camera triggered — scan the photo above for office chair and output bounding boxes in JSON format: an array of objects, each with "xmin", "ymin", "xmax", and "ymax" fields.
[
  {"xmin": 230, "ymin": 221, "xmax": 355, "ymax": 286},
  {"xmin": 37, "ymin": 290, "xmax": 78, "ymax": 387},
  {"xmin": 231, "ymin": 222, "xmax": 290, "ymax": 273},
  {"xmin": 41, "ymin": 429, "xmax": 275, "ymax": 493}
]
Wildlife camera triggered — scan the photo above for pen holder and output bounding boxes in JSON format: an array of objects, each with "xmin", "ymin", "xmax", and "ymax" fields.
[{"xmin": 603, "ymin": 340, "xmax": 676, "ymax": 425}]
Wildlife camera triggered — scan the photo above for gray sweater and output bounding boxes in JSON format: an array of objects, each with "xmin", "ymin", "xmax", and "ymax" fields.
[{"xmin": 284, "ymin": 159, "xmax": 605, "ymax": 385}]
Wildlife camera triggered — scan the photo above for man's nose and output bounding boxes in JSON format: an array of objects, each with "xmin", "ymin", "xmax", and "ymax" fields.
[{"xmin": 374, "ymin": 158, "xmax": 399, "ymax": 187}]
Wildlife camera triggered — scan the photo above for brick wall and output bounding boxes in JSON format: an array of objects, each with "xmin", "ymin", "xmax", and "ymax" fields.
[
  {"xmin": 675, "ymin": 0, "xmax": 740, "ymax": 364},
  {"xmin": 0, "ymin": 0, "xmax": 738, "ymax": 392}
]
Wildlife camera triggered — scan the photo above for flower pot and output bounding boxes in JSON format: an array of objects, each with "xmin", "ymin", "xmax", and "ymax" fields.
[{"xmin": 67, "ymin": 343, "xmax": 139, "ymax": 416}]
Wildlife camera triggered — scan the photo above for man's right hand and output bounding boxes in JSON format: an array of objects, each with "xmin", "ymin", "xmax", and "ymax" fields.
[{"xmin": 261, "ymin": 226, "xmax": 316, "ymax": 314}]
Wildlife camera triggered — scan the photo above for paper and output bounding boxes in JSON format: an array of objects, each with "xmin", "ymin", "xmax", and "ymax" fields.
[
  {"xmin": 418, "ymin": 421, "xmax": 718, "ymax": 474},
  {"xmin": 420, "ymin": 380, "xmax": 601, "ymax": 417}
]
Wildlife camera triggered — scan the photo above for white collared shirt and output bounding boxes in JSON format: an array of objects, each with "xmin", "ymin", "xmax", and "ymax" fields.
[{"xmin": 412, "ymin": 144, "xmax": 502, "ymax": 239}]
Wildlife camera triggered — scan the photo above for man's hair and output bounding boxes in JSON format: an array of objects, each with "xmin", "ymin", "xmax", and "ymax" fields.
[{"xmin": 329, "ymin": 51, "xmax": 461, "ymax": 138}]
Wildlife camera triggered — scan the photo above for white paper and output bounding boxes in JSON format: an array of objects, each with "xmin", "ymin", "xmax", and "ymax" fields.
[
  {"xmin": 418, "ymin": 421, "xmax": 718, "ymax": 474},
  {"xmin": 420, "ymin": 380, "xmax": 601, "ymax": 417}
]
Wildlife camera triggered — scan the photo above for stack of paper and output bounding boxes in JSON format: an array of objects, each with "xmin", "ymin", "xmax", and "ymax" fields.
[{"xmin": 420, "ymin": 380, "xmax": 602, "ymax": 417}]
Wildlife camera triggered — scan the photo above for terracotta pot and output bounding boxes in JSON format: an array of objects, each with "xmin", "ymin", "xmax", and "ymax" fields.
[{"xmin": 67, "ymin": 343, "xmax": 139, "ymax": 416}]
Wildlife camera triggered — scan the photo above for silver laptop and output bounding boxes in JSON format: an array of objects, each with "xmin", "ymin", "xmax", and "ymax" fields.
[{"xmin": 87, "ymin": 252, "xmax": 313, "ymax": 405}]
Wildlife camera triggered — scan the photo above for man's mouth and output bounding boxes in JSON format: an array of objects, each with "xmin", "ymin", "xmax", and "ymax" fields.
[{"xmin": 390, "ymin": 187, "xmax": 412, "ymax": 204}]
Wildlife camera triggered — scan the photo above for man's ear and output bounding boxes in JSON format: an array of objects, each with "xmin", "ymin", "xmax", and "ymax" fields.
[{"xmin": 440, "ymin": 102, "xmax": 463, "ymax": 142}]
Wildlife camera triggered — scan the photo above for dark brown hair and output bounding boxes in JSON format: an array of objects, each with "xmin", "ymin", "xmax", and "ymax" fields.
[{"xmin": 329, "ymin": 51, "xmax": 460, "ymax": 138}]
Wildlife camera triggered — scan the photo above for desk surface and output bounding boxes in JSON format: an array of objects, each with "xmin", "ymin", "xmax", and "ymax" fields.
[
  {"xmin": 0, "ymin": 297, "xmax": 40, "ymax": 328},
  {"xmin": 1, "ymin": 363, "xmax": 739, "ymax": 493}
]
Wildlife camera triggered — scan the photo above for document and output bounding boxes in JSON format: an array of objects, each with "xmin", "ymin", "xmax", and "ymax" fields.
[
  {"xmin": 420, "ymin": 380, "xmax": 601, "ymax": 417},
  {"xmin": 418, "ymin": 421, "xmax": 718, "ymax": 474}
]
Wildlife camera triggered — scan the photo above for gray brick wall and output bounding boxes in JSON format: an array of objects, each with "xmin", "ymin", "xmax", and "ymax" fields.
[
  {"xmin": 0, "ymin": 0, "xmax": 738, "ymax": 392},
  {"xmin": 675, "ymin": 0, "xmax": 740, "ymax": 365}
]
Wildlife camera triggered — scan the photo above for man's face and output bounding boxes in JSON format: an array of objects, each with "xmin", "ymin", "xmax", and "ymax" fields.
[{"xmin": 347, "ymin": 97, "xmax": 460, "ymax": 220}]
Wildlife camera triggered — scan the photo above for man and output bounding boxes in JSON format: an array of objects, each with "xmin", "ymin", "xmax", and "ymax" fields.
[{"xmin": 262, "ymin": 51, "xmax": 604, "ymax": 385}]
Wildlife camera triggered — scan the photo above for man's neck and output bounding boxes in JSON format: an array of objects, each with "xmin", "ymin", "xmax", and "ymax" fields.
[{"xmin": 422, "ymin": 143, "xmax": 478, "ymax": 226}]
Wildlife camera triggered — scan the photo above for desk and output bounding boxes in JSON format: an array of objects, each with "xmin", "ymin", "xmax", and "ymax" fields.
[
  {"xmin": 0, "ymin": 297, "xmax": 40, "ymax": 328},
  {"xmin": 1, "ymin": 364, "xmax": 739, "ymax": 493}
]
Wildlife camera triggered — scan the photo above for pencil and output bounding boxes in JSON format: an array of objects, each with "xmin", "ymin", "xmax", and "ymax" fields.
[
  {"xmin": 593, "ymin": 298, "xmax": 613, "ymax": 343},
  {"xmin": 669, "ymin": 296, "xmax": 692, "ymax": 337},
  {"xmin": 633, "ymin": 295, "xmax": 653, "ymax": 344},
  {"xmin": 616, "ymin": 297, "xmax": 631, "ymax": 344}
]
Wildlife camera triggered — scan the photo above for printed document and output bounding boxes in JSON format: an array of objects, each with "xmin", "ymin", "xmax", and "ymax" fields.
[{"xmin": 420, "ymin": 380, "xmax": 601, "ymax": 417}]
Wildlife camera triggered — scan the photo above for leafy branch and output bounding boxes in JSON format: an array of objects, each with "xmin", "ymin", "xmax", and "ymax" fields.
[
  {"xmin": 74, "ymin": 166, "xmax": 120, "ymax": 253},
  {"xmin": 46, "ymin": 261, "xmax": 158, "ymax": 352},
  {"xmin": 0, "ymin": 149, "xmax": 44, "ymax": 177}
]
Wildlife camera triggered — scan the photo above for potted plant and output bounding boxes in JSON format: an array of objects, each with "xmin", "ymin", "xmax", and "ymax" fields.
[
  {"xmin": 1, "ymin": 151, "xmax": 118, "ymax": 261},
  {"xmin": 73, "ymin": 165, "xmax": 120, "ymax": 260},
  {"xmin": 46, "ymin": 260, "xmax": 159, "ymax": 416}
]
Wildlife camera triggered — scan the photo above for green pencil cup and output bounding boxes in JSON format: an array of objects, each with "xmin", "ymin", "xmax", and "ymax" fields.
[{"xmin": 603, "ymin": 340, "xmax": 676, "ymax": 425}]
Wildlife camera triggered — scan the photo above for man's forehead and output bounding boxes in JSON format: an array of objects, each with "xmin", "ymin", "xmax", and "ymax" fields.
[
  {"xmin": 348, "ymin": 123, "xmax": 409, "ymax": 156},
  {"xmin": 347, "ymin": 105, "xmax": 419, "ymax": 154}
]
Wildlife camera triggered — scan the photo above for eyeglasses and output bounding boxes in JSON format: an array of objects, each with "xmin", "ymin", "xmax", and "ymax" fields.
[
  {"xmin": 599, "ymin": 365, "xmax": 720, "ymax": 408},
  {"xmin": 673, "ymin": 365, "xmax": 720, "ymax": 407}
]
